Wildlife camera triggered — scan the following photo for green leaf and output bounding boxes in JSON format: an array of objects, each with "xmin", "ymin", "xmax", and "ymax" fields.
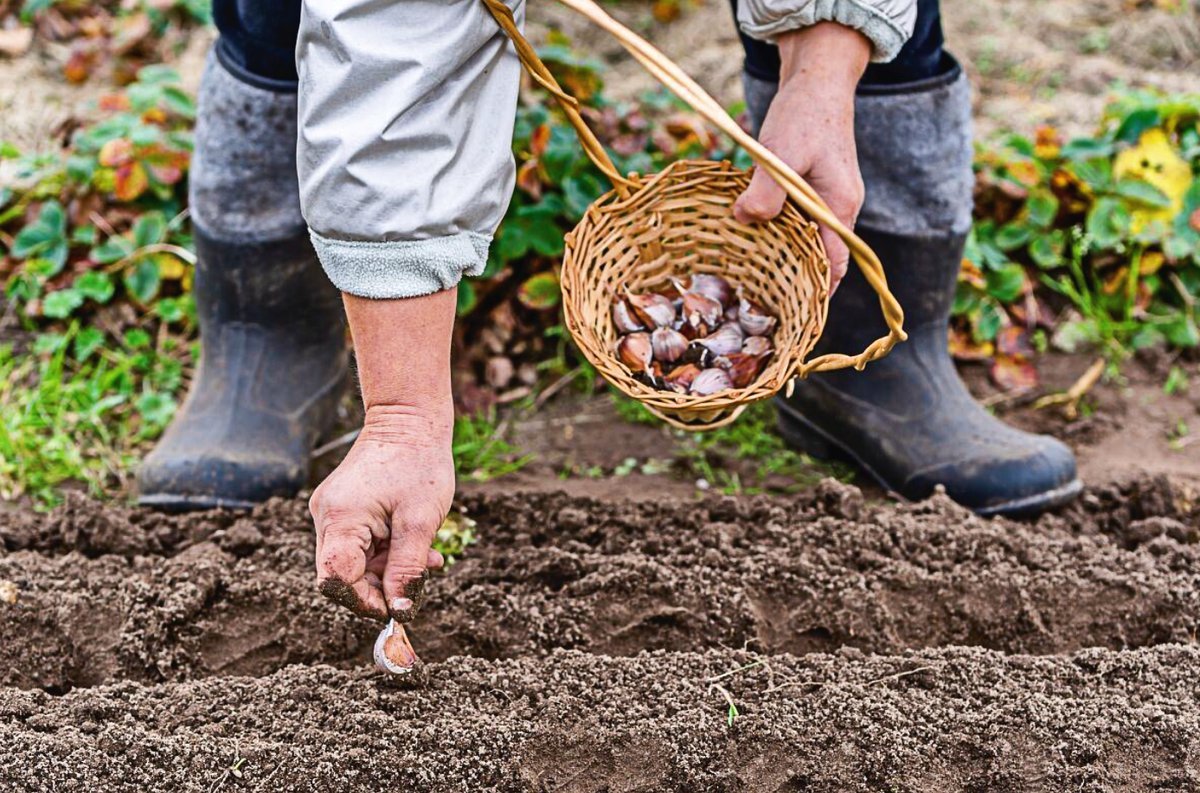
[
  {"xmin": 123, "ymin": 258, "xmax": 161, "ymax": 304},
  {"xmin": 41, "ymin": 289, "xmax": 85, "ymax": 319},
  {"xmin": 1113, "ymin": 179, "xmax": 1172, "ymax": 208},
  {"xmin": 517, "ymin": 272, "xmax": 561, "ymax": 310},
  {"xmin": 1026, "ymin": 192, "xmax": 1059, "ymax": 228},
  {"xmin": 985, "ymin": 263, "xmax": 1027, "ymax": 303},
  {"xmin": 136, "ymin": 391, "xmax": 178, "ymax": 428},
  {"xmin": 1163, "ymin": 315, "xmax": 1200, "ymax": 348},
  {"xmin": 66, "ymin": 154, "xmax": 96, "ymax": 183},
  {"xmin": 1086, "ymin": 197, "xmax": 1130, "ymax": 249},
  {"xmin": 1070, "ymin": 157, "xmax": 1113, "ymax": 191},
  {"xmin": 132, "ymin": 212, "xmax": 167, "ymax": 247},
  {"xmin": 1113, "ymin": 108, "xmax": 1160, "ymax": 144},
  {"xmin": 75, "ymin": 271, "xmax": 115, "ymax": 303},
  {"xmin": 161, "ymin": 86, "xmax": 196, "ymax": 118},
  {"xmin": 123, "ymin": 328, "xmax": 152, "ymax": 350},
  {"xmin": 71, "ymin": 225, "xmax": 97, "ymax": 246},
  {"xmin": 92, "ymin": 235, "xmax": 135, "ymax": 264},
  {"xmin": 1061, "ymin": 138, "xmax": 1114, "ymax": 160},
  {"xmin": 73, "ymin": 326, "xmax": 105, "ymax": 361},
  {"xmin": 455, "ymin": 280, "xmax": 478, "ymax": 316},
  {"xmin": 1029, "ymin": 231, "xmax": 1065, "ymax": 269},
  {"xmin": 994, "ymin": 222, "xmax": 1034, "ymax": 252},
  {"xmin": 973, "ymin": 299, "xmax": 1004, "ymax": 343},
  {"xmin": 135, "ymin": 65, "xmax": 182, "ymax": 85},
  {"xmin": 1051, "ymin": 318, "xmax": 1100, "ymax": 353}
]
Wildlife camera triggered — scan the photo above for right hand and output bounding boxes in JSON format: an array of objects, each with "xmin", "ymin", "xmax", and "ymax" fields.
[{"xmin": 309, "ymin": 404, "xmax": 453, "ymax": 630}]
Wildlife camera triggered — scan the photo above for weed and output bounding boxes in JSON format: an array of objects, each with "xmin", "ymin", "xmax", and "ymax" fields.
[
  {"xmin": 609, "ymin": 394, "xmax": 852, "ymax": 494},
  {"xmin": 452, "ymin": 410, "xmax": 534, "ymax": 482}
]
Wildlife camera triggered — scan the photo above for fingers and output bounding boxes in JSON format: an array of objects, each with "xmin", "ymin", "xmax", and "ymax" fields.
[
  {"xmin": 820, "ymin": 226, "xmax": 851, "ymax": 295},
  {"xmin": 733, "ymin": 167, "xmax": 787, "ymax": 225},
  {"xmin": 311, "ymin": 493, "xmax": 390, "ymax": 621},
  {"xmin": 383, "ymin": 510, "xmax": 442, "ymax": 623}
]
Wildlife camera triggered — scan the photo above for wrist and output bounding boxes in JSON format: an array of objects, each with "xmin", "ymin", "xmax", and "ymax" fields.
[
  {"xmin": 362, "ymin": 402, "xmax": 454, "ymax": 446},
  {"xmin": 776, "ymin": 22, "xmax": 870, "ymax": 93}
]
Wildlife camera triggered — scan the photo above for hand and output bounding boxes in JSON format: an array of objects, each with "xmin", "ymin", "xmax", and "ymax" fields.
[
  {"xmin": 310, "ymin": 404, "xmax": 453, "ymax": 629},
  {"xmin": 309, "ymin": 287, "xmax": 459, "ymax": 643},
  {"xmin": 733, "ymin": 22, "xmax": 872, "ymax": 292}
]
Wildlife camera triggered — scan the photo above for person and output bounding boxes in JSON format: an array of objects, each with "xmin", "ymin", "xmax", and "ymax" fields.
[{"xmin": 137, "ymin": 0, "xmax": 1080, "ymax": 624}]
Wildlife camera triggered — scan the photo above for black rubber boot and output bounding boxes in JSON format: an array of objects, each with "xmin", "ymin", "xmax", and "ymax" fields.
[
  {"xmin": 776, "ymin": 227, "xmax": 1081, "ymax": 516},
  {"xmin": 746, "ymin": 62, "xmax": 1081, "ymax": 517},
  {"xmin": 137, "ymin": 56, "xmax": 347, "ymax": 510}
]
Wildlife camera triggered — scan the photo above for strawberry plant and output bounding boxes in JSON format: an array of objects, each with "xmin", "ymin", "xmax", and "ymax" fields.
[{"xmin": 960, "ymin": 87, "xmax": 1200, "ymax": 388}]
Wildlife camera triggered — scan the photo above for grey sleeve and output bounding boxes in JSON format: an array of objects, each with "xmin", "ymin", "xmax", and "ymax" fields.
[
  {"xmin": 296, "ymin": 0, "xmax": 525, "ymax": 299},
  {"xmin": 736, "ymin": 0, "xmax": 917, "ymax": 63}
]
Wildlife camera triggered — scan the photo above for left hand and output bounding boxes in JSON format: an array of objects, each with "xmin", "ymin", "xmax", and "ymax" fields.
[{"xmin": 733, "ymin": 22, "xmax": 872, "ymax": 292}]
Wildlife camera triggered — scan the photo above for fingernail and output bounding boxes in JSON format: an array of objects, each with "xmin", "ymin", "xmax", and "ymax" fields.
[{"xmin": 392, "ymin": 572, "xmax": 429, "ymax": 623}]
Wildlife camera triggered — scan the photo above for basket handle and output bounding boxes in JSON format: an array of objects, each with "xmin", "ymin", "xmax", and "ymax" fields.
[{"xmin": 482, "ymin": 0, "xmax": 907, "ymax": 375}]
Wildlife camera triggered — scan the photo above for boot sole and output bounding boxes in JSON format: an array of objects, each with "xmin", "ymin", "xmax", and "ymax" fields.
[
  {"xmin": 137, "ymin": 493, "xmax": 259, "ymax": 512},
  {"xmin": 776, "ymin": 402, "xmax": 1083, "ymax": 518}
]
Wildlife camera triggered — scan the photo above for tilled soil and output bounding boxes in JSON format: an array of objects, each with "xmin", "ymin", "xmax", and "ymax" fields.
[{"xmin": 2, "ymin": 476, "xmax": 1200, "ymax": 790}]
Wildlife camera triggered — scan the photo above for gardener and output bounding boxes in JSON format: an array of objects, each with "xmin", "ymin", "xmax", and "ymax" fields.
[{"xmin": 137, "ymin": 0, "xmax": 1080, "ymax": 619}]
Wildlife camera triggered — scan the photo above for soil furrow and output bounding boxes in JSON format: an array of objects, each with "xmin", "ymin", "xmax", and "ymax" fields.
[
  {"xmin": 3, "ymin": 645, "xmax": 1200, "ymax": 791},
  {"xmin": 2, "ymin": 478, "xmax": 1198, "ymax": 690}
]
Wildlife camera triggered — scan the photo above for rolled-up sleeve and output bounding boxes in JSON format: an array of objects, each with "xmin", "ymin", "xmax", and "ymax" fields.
[
  {"xmin": 737, "ymin": 0, "xmax": 917, "ymax": 63},
  {"xmin": 296, "ymin": 0, "xmax": 524, "ymax": 299}
]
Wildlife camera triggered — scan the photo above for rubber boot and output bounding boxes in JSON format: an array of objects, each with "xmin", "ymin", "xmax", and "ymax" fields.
[
  {"xmin": 137, "ymin": 56, "xmax": 348, "ymax": 510},
  {"xmin": 744, "ymin": 62, "xmax": 1081, "ymax": 517}
]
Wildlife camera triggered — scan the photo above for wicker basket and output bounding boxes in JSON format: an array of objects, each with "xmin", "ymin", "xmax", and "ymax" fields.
[{"xmin": 483, "ymin": 0, "xmax": 907, "ymax": 430}]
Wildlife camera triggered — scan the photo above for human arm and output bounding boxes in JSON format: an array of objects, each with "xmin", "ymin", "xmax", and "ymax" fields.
[{"xmin": 308, "ymin": 290, "xmax": 457, "ymax": 627}]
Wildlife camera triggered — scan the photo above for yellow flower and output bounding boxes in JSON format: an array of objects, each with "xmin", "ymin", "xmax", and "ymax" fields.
[{"xmin": 1113, "ymin": 128, "xmax": 1193, "ymax": 232}]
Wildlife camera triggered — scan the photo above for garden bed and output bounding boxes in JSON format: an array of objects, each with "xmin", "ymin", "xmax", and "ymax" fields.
[{"xmin": 1, "ymin": 476, "xmax": 1199, "ymax": 790}]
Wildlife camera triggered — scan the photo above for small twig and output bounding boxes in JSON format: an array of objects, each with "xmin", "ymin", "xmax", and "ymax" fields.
[
  {"xmin": 866, "ymin": 665, "xmax": 934, "ymax": 687},
  {"xmin": 703, "ymin": 659, "xmax": 766, "ymax": 684},
  {"xmin": 310, "ymin": 428, "xmax": 361, "ymax": 459},
  {"xmin": 104, "ymin": 243, "xmax": 198, "ymax": 273},
  {"xmin": 88, "ymin": 211, "xmax": 119, "ymax": 239},
  {"xmin": 532, "ymin": 366, "xmax": 582, "ymax": 411},
  {"xmin": 254, "ymin": 760, "xmax": 285, "ymax": 792},
  {"xmin": 1032, "ymin": 357, "xmax": 1105, "ymax": 420}
]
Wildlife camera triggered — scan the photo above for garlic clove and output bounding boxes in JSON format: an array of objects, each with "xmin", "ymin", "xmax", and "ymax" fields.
[
  {"xmin": 665, "ymin": 362, "xmax": 702, "ymax": 391},
  {"xmin": 718, "ymin": 321, "xmax": 745, "ymax": 341},
  {"xmin": 694, "ymin": 324, "xmax": 743, "ymax": 357},
  {"xmin": 742, "ymin": 335, "xmax": 773, "ymax": 356},
  {"xmin": 689, "ymin": 367, "xmax": 733, "ymax": 396},
  {"xmin": 717, "ymin": 351, "xmax": 772, "ymax": 388},
  {"xmin": 651, "ymin": 327, "xmax": 688, "ymax": 363},
  {"xmin": 612, "ymin": 300, "xmax": 646, "ymax": 334},
  {"xmin": 689, "ymin": 273, "xmax": 733, "ymax": 308},
  {"xmin": 724, "ymin": 303, "xmax": 740, "ymax": 323},
  {"xmin": 682, "ymin": 291, "xmax": 723, "ymax": 330},
  {"xmin": 374, "ymin": 619, "xmax": 417, "ymax": 675},
  {"xmin": 625, "ymin": 290, "xmax": 676, "ymax": 329},
  {"xmin": 737, "ymin": 292, "xmax": 777, "ymax": 337},
  {"xmin": 616, "ymin": 332, "xmax": 653, "ymax": 373}
]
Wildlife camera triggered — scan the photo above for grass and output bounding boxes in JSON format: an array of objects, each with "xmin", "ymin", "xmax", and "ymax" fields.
[
  {"xmin": 610, "ymin": 393, "xmax": 853, "ymax": 495},
  {"xmin": 0, "ymin": 318, "xmax": 533, "ymax": 509},
  {"xmin": 452, "ymin": 409, "xmax": 534, "ymax": 482},
  {"xmin": 0, "ymin": 323, "xmax": 188, "ymax": 508}
]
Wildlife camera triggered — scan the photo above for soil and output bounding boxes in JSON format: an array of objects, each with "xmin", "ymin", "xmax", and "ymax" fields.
[{"xmin": 2, "ymin": 475, "xmax": 1200, "ymax": 790}]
